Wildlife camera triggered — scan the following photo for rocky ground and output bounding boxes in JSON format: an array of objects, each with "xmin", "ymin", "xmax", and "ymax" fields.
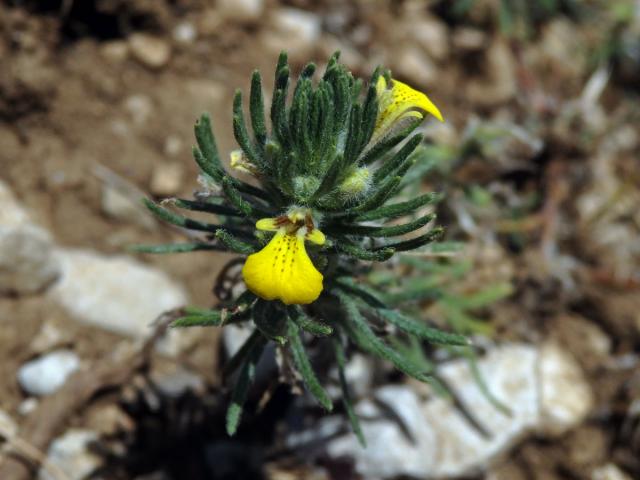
[{"xmin": 0, "ymin": 0, "xmax": 639, "ymax": 479}]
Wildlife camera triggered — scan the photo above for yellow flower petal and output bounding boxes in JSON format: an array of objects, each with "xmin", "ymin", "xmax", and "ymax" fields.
[
  {"xmin": 256, "ymin": 218, "xmax": 280, "ymax": 231},
  {"xmin": 373, "ymin": 77, "xmax": 443, "ymax": 145},
  {"xmin": 306, "ymin": 228, "xmax": 325, "ymax": 245},
  {"xmin": 242, "ymin": 231, "xmax": 323, "ymax": 305}
]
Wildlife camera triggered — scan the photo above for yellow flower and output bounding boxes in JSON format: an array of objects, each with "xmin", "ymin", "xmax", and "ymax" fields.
[
  {"xmin": 242, "ymin": 209, "xmax": 325, "ymax": 305},
  {"xmin": 372, "ymin": 76, "xmax": 443, "ymax": 144}
]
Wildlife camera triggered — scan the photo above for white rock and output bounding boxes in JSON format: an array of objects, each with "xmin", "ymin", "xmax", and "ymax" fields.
[
  {"xmin": 393, "ymin": 46, "xmax": 438, "ymax": 86},
  {"xmin": 0, "ymin": 179, "xmax": 31, "ymax": 227},
  {"xmin": 124, "ymin": 94, "xmax": 153, "ymax": 126},
  {"xmin": 0, "ymin": 181, "xmax": 60, "ymax": 295},
  {"xmin": 0, "ymin": 224, "xmax": 60, "ymax": 294},
  {"xmin": 101, "ymin": 184, "xmax": 155, "ymax": 229},
  {"xmin": 39, "ymin": 429, "xmax": 101, "ymax": 480},
  {"xmin": 18, "ymin": 349, "xmax": 81, "ymax": 396},
  {"xmin": 30, "ymin": 322, "xmax": 66, "ymax": 354},
  {"xmin": 150, "ymin": 365, "xmax": 205, "ymax": 398},
  {"xmin": 18, "ymin": 398, "xmax": 39, "ymax": 415},
  {"xmin": 173, "ymin": 22, "xmax": 197, "ymax": 44},
  {"xmin": 267, "ymin": 8, "xmax": 321, "ymax": 59},
  {"xmin": 592, "ymin": 464, "xmax": 633, "ymax": 480},
  {"xmin": 149, "ymin": 162, "xmax": 184, "ymax": 196},
  {"xmin": 409, "ymin": 18, "xmax": 449, "ymax": 61},
  {"xmin": 48, "ymin": 249, "xmax": 189, "ymax": 355},
  {"xmin": 297, "ymin": 343, "xmax": 592, "ymax": 479},
  {"xmin": 538, "ymin": 342, "xmax": 593, "ymax": 435},
  {"xmin": 0, "ymin": 409, "xmax": 18, "ymax": 438},
  {"xmin": 100, "ymin": 40, "xmax": 129, "ymax": 63},
  {"xmin": 217, "ymin": 0, "xmax": 264, "ymax": 21},
  {"xmin": 128, "ymin": 33, "xmax": 171, "ymax": 69}
]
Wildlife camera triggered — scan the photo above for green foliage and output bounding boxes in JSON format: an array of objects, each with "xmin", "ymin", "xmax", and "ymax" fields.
[{"xmin": 140, "ymin": 52, "xmax": 509, "ymax": 442}]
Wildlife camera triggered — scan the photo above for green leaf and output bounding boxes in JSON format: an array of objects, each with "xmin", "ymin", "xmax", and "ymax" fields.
[
  {"xmin": 376, "ymin": 308, "xmax": 468, "ymax": 346},
  {"xmin": 332, "ymin": 336, "xmax": 366, "ymax": 447},
  {"xmin": 226, "ymin": 334, "xmax": 266, "ymax": 436},
  {"xmin": 249, "ymin": 70, "xmax": 267, "ymax": 147},
  {"xmin": 373, "ymin": 227, "xmax": 444, "ymax": 252},
  {"xmin": 458, "ymin": 283, "xmax": 514, "ymax": 310},
  {"xmin": 336, "ymin": 291, "xmax": 431, "ymax": 383},
  {"xmin": 354, "ymin": 192, "xmax": 441, "ymax": 222},
  {"xmin": 335, "ymin": 242, "xmax": 395, "ymax": 262},
  {"xmin": 288, "ymin": 306, "xmax": 333, "ymax": 337},
  {"xmin": 172, "ymin": 310, "xmax": 223, "ymax": 328},
  {"xmin": 129, "ymin": 243, "xmax": 224, "ymax": 254},
  {"xmin": 287, "ymin": 320, "xmax": 333, "ymax": 411},
  {"xmin": 215, "ymin": 230, "xmax": 256, "ymax": 255},
  {"xmin": 328, "ymin": 213, "xmax": 435, "ymax": 238},
  {"xmin": 233, "ymin": 91, "xmax": 264, "ymax": 172},
  {"xmin": 143, "ymin": 198, "xmax": 251, "ymax": 238},
  {"xmin": 372, "ymin": 134, "xmax": 422, "ymax": 184},
  {"xmin": 194, "ymin": 114, "xmax": 224, "ymax": 181},
  {"xmin": 334, "ymin": 277, "xmax": 387, "ymax": 308},
  {"xmin": 253, "ymin": 299, "xmax": 287, "ymax": 343},
  {"xmin": 173, "ymin": 198, "xmax": 243, "ymax": 217}
]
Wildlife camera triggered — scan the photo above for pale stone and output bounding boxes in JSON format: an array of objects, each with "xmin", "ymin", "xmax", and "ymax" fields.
[
  {"xmin": 100, "ymin": 40, "xmax": 129, "ymax": 63},
  {"xmin": 48, "ymin": 249, "xmax": 189, "ymax": 355},
  {"xmin": 217, "ymin": 0, "xmax": 264, "ymax": 21},
  {"xmin": 0, "ymin": 224, "xmax": 60, "ymax": 294},
  {"xmin": 266, "ymin": 8, "xmax": 321, "ymax": 59},
  {"xmin": 592, "ymin": 464, "xmax": 633, "ymax": 480},
  {"xmin": 124, "ymin": 94, "xmax": 153, "ymax": 126},
  {"xmin": 0, "ymin": 181, "xmax": 60, "ymax": 295},
  {"xmin": 39, "ymin": 429, "xmax": 101, "ymax": 480},
  {"xmin": 101, "ymin": 185, "xmax": 155, "ymax": 229},
  {"xmin": 173, "ymin": 22, "xmax": 197, "ymax": 44},
  {"xmin": 128, "ymin": 33, "xmax": 171, "ymax": 69},
  {"xmin": 30, "ymin": 322, "xmax": 66, "ymax": 354},
  {"xmin": 149, "ymin": 162, "xmax": 184, "ymax": 196},
  {"xmin": 538, "ymin": 342, "xmax": 593, "ymax": 436},
  {"xmin": 18, "ymin": 350, "xmax": 81, "ymax": 396},
  {"xmin": 0, "ymin": 179, "xmax": 30, "ymax": 227},
  {"xmin": 453, "ymin": 27, "xmax": 487, "ymax": 51},
  {"xmin": 0, "ymin": 409, "xmax": 17, "ymax": 438},
  {"xmin": 410, "ymin": 17, "xmax": 449, "ymax": 61},
  {"xmin": 393, "ymin": 46, "xmax": 438, "ymax": 86},
  {"xmin": 296, "ymin": 343, "xmax": 592, "ymax": 479}
]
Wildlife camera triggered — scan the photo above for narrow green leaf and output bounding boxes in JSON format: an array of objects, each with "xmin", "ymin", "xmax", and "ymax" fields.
[
  {"xmin": 354, "ymin": 192, "xmax": 441, "ymax": 221},
  {"xmin": 253, "ymin": 299, "xmax": 287, "ymax": 343},
  {"xmin": 249, "ymin": 70, "xmax": 267, "ymax": 147},
  {"xmin": 288, "ymin": 306, "xmax": 333, "ymax": 337},
  {"xmin": 373, "ymin": 227, "xmax": 444, "ymax": 252},
  {"xmin": 173, "ymin": 198, "xmax": 243, "ymax": 217},
  {"xmin": 129, "ymin": 243, "xmax": 224, "ymax": 254},
  {"xmin": 233, "ymin": 90, "xmax": 263, "ymax": 171},
  {"xmin": 328, "ymin": 213, "xmax": 435, "ymax": 238},
  {"xmin": 336, "ymin": 291, "xmax": 431, "ymax": 383},
  {"xmin": 172, "ymin": 310, "xmax": 223, "ymax": 328},
  {"xmin": 143, "ymin": 198, "xmax": 251, "ymax": 237},
  {"xmin": 215, "ymin": 229, "xmax": 256, "ymax": 255},
  {"xmin": 222, "ymin": 177, "xmax": 254, "ymax": 217},
  {"xmin": 372, "ymin": 134, "xmax": 422, "ymax": 184},
  {"xmin": 223, "ymin": 329, "xmax": 265, "ymax": 379},
  {"xmin": 376, "ymin": 308, "xmax": 468, "ymax": 346},
  {"xmin": 287, "ymin": 320, "xmax": 333, "ymax": 411},
  {"xmin": 360, "ymin": 118, "xmax": 422, "ymax": 166},
  {"xmin": 335, "ymin": 242, "xmax": 395, "ymax": 261},
  {"xmin": 349, "ymin": 176, "xmax": 402, "ymax": 213},
  {"xmin": 332, "ymin": 337, "xmax": 366, "ymax": 447},
  {"xmin": 226, "ymin": 335, "xmax": 266, "ymax": 436},
  {"xmin": 194, "ymin": 114, "xmax": 223, "ymax": 180},
  {"xmin": 334, "ymin": 277, "xmax": 387, "ymax": 308}
]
